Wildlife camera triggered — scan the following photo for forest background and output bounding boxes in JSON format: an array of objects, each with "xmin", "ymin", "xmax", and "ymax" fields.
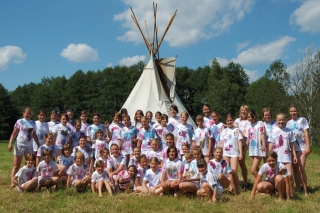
[{"xmin": 1, "ymin": 47, "xmax": 320, "ymax": 146}]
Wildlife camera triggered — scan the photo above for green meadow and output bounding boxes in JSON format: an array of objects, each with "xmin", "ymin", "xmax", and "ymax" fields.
[{"xmin": 1, "ymin": 142, "xmax": 320, "ymax": 213}]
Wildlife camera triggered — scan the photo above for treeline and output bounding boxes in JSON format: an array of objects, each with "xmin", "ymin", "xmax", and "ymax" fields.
[{"xmin": 1, "ymin": 48, "xmax": 320, "ymax": 145}]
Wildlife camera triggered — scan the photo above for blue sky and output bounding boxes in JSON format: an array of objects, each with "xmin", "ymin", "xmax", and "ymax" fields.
[{"xmin": 1, "ymin": 0, "xmax": 320, "ymax": 91}]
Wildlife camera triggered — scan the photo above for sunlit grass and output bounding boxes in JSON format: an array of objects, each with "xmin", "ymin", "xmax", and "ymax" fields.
[{"xmin": 0, "ymin": 142, "xmax": 320, "ymax": 213}]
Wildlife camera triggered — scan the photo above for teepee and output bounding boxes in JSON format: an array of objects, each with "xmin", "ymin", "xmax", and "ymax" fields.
[{"xmin": 121, "ymin": 3, "xmax": 196, "ymax": 127}]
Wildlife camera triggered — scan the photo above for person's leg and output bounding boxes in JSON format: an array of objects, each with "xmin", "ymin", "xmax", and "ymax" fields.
[
  {"xmin": 22, "ymin": 177, "xmax": 38, "ymax": 191},
  {"xmin": 283, "ymin": 163, "xmax": 294, "ymax": 197},
  {"xmin": 256, "ymin": 181, "xmax": 275, "ymax": 195},
  {"xmin": 274, "ymin": 175, "xmax": 285, "ymax": 201},
  {"xmin": 251, "ymin": 156, "xmax": 262, "ymax": 182},
  {"xmin": 301, "ymin": 150, "xmax": 307, "ymax": 168},
  {"xmin": 104, "ymin": 181, "xmax": 113, "ymax": 196},
  {"xmin": 212, "ymin": 186, "xmax": 218, "ymax": 203},
  {"xmin": 154, "ymin": 185, "xmax": 163, "ymax": 195},
  {"xmin": 239, "ymin": 145, "xmax": 248, "ymax": 188},
  {"xmin": 97, "ymin": 180, "xmax": 103, "ymax": 197},
  {"xmin": 218, "ymin": 173, "xmax": 230, "ymax": 189},
  {"xmin": 293, "ymin": 151, "xmax": 302, "ymax": 191},
  {"xmin": 201, "ymin": 183, "xmax": 213, "ymax": 202},
  {"xmin": 11, "ymin": 155, "xmax": 23, "ymax": 188},
  {"xmin": 57, "ymin": 164, "xmax": 66, "ymax": 178},
  {"xmin": 179, "ymin": 182, "xmax": 198, "ymax": 194},
  {"xmin": 50, "ymin": 177, "xmax": 61, "ymax": 190}
]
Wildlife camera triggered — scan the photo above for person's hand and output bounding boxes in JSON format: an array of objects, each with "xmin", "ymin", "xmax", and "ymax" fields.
[
  {"xmin": 8, "ymin": 143, "xmax": 12, "ymax": 152},
  {"xmin": 239, "ymin": 154, "xmax": 243, "ymax": 161},
  {"xmin": 304, "ymin": 147, "xmax": 311, "ymax": 156},
  {"xmin": 104, "ymin": 121, "xmax": 109, "ymax": 128}
]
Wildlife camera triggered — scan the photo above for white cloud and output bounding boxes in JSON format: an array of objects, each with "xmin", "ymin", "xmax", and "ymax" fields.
[
  {"xmin": 215, "ymin": 57, "xmax": 229, "ymax": 67},
  {"xmin": 236, "ymin": 41, "xmax": 249, "ymax": 52},
  {"xmin": 244, "ymin": 68, "xmax": 259, "ymax": 82},
  {"xmin": 107, "ymin": 63, "xmax": 113, "ymax": 67},
  {"xmin": 114, "ymin": 0, "xmax": 255, "ymax": 47},
  {"xmin": 60, "ymin": 43, "xmax": 98, "ymax": 62},
  {"xmin": 214, "ymin": 36, "xmax": 296, "ymax": 66},
  {"xmin": 290, "ymin": 0, "xmax": 320, "ymax": 33},
  {"xmin": 0, "ymin": 45, "xmax": 26, "ymax": 71},
  {"xmin": 118, "ymin": 55, "xmax": 146, "ymax": 66}
]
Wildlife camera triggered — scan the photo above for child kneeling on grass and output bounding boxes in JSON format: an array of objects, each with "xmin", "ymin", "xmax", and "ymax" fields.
[
  {"xmin": 197, "ymin": 159, "xmax": 223, "ymax": 203},
  {"xmin": 37, "ymin": 149, "xmax": 61, "ymax": 191},
  {"xmin": 91, "ymin": 160, "xmax": 113, "ymax": 197},
  {"xmin": 14, "ymin": 153, "xmax": 38, "ymax": 192},
  {"xmin": 250, "ymin": 151, "xmax": 290, "ymax": 201},
  {"xmin": 67, "ymin": 152, "xmax": 91, "ymax": 192}
]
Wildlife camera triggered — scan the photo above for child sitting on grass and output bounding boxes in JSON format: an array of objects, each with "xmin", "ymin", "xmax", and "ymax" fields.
[
  {"xmin": 66, "ymin": 152, "xmax": 91, "ymax": 192},
  {"xmin": 91, "ymin": 160, "xmax": 113, "ymax": 197},
  {"xmin": 37, "ymin": 149, "xmax": 61, "ymax": 191},
  {"xmin": 14, "ymin": 153, "xmax": 38, "ymax": 192},
  {"xmin": 115, "ymin": 165, "xmax": 138, "ymax": 192},
  {"xmin": 197, "ymin": 159, "xmax": 222, "ymax": 203}
]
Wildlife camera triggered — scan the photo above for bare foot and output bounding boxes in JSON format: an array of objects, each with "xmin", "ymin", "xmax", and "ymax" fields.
[
  {"xmin": 212, "ymin": 198, "xmax": 217, "ymax": 203},
  {"xmin": 99, "ymin": 194, "xmax": 103, "ymax": 198}
]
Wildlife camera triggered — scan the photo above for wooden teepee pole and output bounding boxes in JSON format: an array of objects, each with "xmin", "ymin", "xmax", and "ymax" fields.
[{"xmin": 130, "ymin": 7, "xmax": 151, "ymax": 53}]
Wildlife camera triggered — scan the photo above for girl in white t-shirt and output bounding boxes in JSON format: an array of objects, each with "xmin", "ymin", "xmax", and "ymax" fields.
[
  {"xmin": 234, "ymin": 105, "xmax": 250, "ymax": 190},
  {"xmin": 8, "ymin": 107, "xmax": 40, "ymax": 188},
  {"xmin": 262, "ymin": 108, "xmax": 277, "ymax": 162},
  {"xmin": 72, "ymin": 135, "xmax": 92, "ymax": 172},
  {"xmin": 245, "ymin": 110, "xmax": 266, "ymax": 183},
  {"xmin": 168, "ymin": 105, "xmax": 181, "ymax": 127},
  {"xmin": 79, "ymin": 110, "xmax": 90, "ymax": 134},
  {"xmin": 269, "ymin": 113, "xmax": 298, "ymax": 197},
  {"xmin": 220, "ymin": 114, "xmax": 243, "ymax": 178},
  {"xmin": 287, "ymin": 105, "xmax": 310, "ymax": 195},
  {"xmin": 137, "ymin": 116, "xmax": 159, "ymax": 154},
  {"xmin": 128, "ymin": 147, "xmax": 141, "ymax": 167},
  {"xmin": 208, "ymin": 147, "xmax": 240, "ymax": 195},
  {"xmin": 37, "ymin": 149, "xmax": 61, "ymax": 191},
  {"xmin": 33, "ymin": 110, "xmax": 49, "ymax": 155},
  {"xmin": 72, "ymin": 120, "xmax": 86, "ymax": 149},
  {"xmin": 133, "ymin": 110, "xmax": 144, "ymax": 131},
  {"xmin": 13, "ymin": 153, "xmax": 38, "ymax": 192},
  {"xmin": 91, "ymin": 160, "xmax": 113, "ymax": 197},
  {"xmin": 197, "ymin": 159, "xmax": 222, "ymax": 203},
  {"xmin": 47, "ymin": 110, "xmax": 60, "ymax": 133},
  {"xmin": 86, "ymin": 113, "xmax": 107, "ymax": 145},
  {"xmin": 52, "ymin": 113, "xmax": 72, "ymax": 157},
  {"xmin": 108, "ymin": 112, "xmax": 124, "ymax": 148},
  {"xmin": 94, "ymin": 148, "xmax": 110, "ymax": 171},
  {"xmin": 250, "ymin": 151, "xmax": 290, "ymax": 201},
  {"xmin": 192, "ymin": 115, "xmax": 212, "ymax": 163},
  {"xmin": 202, "ymin": 104, "xmax": 212, "ymax": 126},
  {"xmin": 135, "ymin": 154, "xmax": 148, "ymax": 194},
  {"xmin": 107, "ymin": 144, "xmax": 126, "ymax": 184},
  {"xmin": 119, "ymin": 115, "xmax": 138, "ymax": 166},
  {"xmin": 161, "ymin": 146, "xmax": 183, "ymax": 197},
  {"xmin": 66, "ymin": 152, "xmax": 91, "ymax": 192},
  {"xmin": 146, "ymin": 139, "xmax": 163, "ymax": 166},
  {"xmin": 146, "ymin": 111, "xmax": 155, "ymax": 127},
  {"xmin": 156, "ymin": 114, "xmax": 175, "ymax": 150},
  {"xmin": 179, "ymin": 146, "xmax": 202, "ymax": 195},
  {"xmin": 208, "ymin": 111, "xmax": 224, "ymax": 149},
  {"xmin": 141, "ymin": 157, "xmax": 163, "ymax": 195},
  {"xmin": 91, "ymin": 129, "xmax": 108, "ymax": 160},
  {"xmin": 57, "ymin": 144, "xmax": 73, "ymax": 185},
  {"xmin": 36, "ymin": 133, "xmax": 56, "ymax": 166},
  {"xmin": 115, "ymin": 165, "xmax": 138, "ymax": 192},
  {"xmin": 152, "ymin": 111, "xmax": 162, "ymax": 129},
  {"xmin": 174, "ymin": 112, "xmax": 194, "ymax": 156}
]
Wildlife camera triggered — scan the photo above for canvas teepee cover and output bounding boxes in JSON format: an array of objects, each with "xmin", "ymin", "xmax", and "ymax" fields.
[{"xmin": 121, "ymin": 4, "xmax": 195, "ymax": 127}]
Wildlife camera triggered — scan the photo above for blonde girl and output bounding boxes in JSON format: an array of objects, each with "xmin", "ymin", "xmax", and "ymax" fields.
[
  {"xmin": 47, "ymin": 110, "xmax": 60, "ymax": 133},
  {"xmin": 208, "ymin": 147, "xmax": 240, "ymax": 195},
  {"xmin": 141, "ymin": 157, "xmax": 163, "ymax": 195},
  {"xmin": 137, "ymin": 116, "xmax": 159, "ymax": 154},
  {"xmin": 234, "ymin": 105, "xmax": 250, "ymax": 190},
  {"xmin": 269, "ymin": 113, "xmax": 299, "ymax": 196},
  {"xmin": 220, "ymin": 114, "xmax": 243, "ymax": 176},
  {"xmin": 246, "ymin": 110, "xmax": 266, "ymax": 183},
  {"xmin": 66, "ymin": 152, "xmax": 91, "ymax": 192}
]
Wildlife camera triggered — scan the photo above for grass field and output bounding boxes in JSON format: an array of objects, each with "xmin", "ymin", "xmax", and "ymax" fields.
[{"xmin": 1, "ymin": 142, "xmax": 320, "ymax": 213}]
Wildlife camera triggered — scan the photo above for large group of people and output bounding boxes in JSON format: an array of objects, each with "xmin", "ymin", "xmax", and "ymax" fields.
[{"xmin": 8, "ymin": 104, "xmax": 310, "ymax": 202}]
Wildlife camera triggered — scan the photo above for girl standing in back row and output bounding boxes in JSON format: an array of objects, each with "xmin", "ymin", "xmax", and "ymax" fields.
[{"xmin": 8, "ymin": 107, "xmax": 40, "ymax": 188}]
